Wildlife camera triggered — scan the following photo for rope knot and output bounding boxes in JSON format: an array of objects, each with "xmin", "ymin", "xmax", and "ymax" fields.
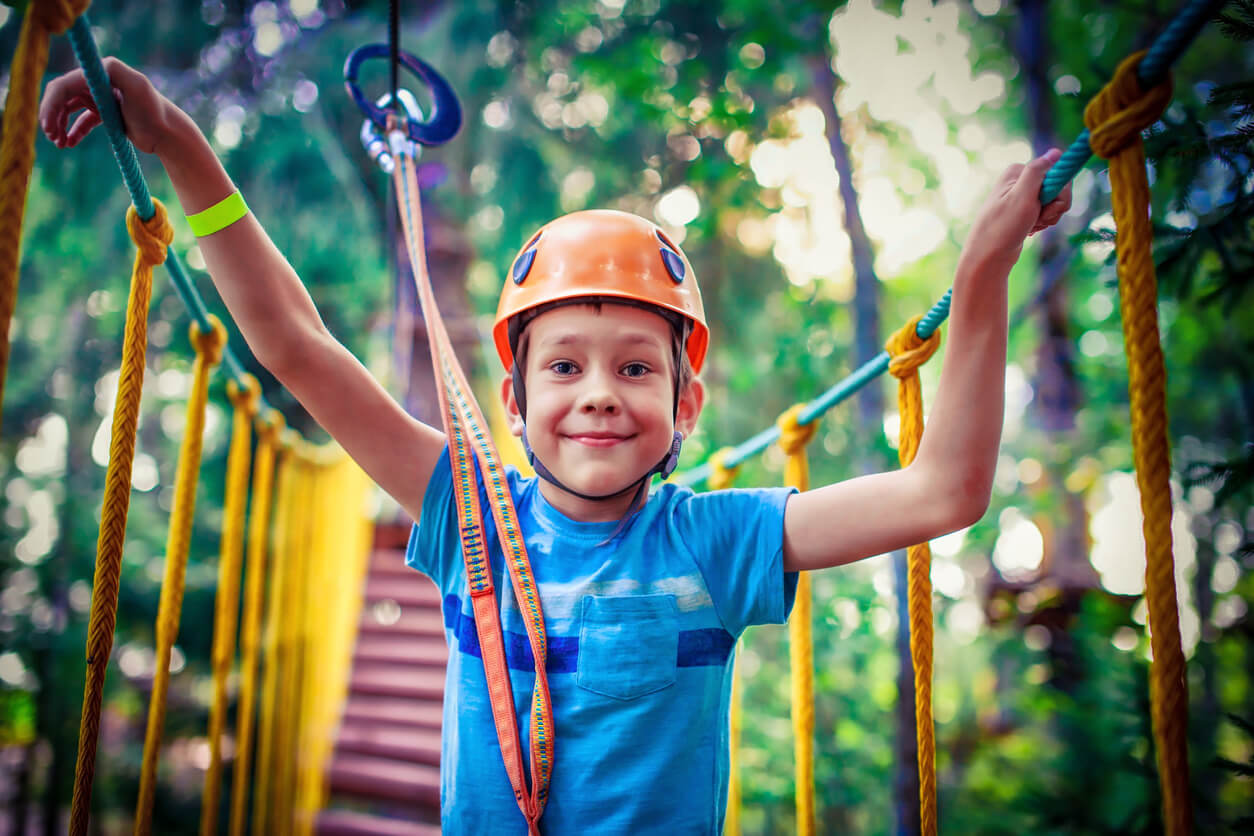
[
  {"xmin": 226, "ymin": 374, "xmax": 261, "ymax": 417},
  {"xmin": 886, "ymin": 315, "xmax": 941, "ymax": 379},
  {"xmin": 777, "ymin": 404, "xmax": 818, "ymax": 456},
  {"xmin": 32, "ymin": 0, "xmax": 90, "ymax": 34},
  {"xmin": 126, "ymin": 199, "xmax": 174, "ymax": 267},
  {"xmin": 707, "ymin": 447, "xmax": 740, "ymax": 491},
  {"xmin": 189, "ymin": 315, "xmax": 227, "ymax": 365},
  {"xmin": 256, "ymin": 408, "xmax": 286, "ymax": 443},
  {"xmin": 1084, "ymin": 51, "xmax": 1173, "ymax": 160}
]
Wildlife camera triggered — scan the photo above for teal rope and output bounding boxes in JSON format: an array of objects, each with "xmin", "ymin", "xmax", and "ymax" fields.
[
  {"xmin": 678, "ymin": 0, "xmax": 1222, "ymax": 487},
  {"xmin": 66, "ymin": 17, "xmax": 253, "ymax": 389}
]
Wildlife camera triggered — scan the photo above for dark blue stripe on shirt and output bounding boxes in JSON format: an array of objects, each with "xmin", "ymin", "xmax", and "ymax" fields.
[{"xmin": 442, "ymin": 595, "xmax": 734, "ymax": 673}]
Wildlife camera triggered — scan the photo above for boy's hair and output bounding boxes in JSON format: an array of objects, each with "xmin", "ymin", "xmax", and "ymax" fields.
[{"xmin": 509, "ymin": 297, "xmax": 696, "ymax": 399}]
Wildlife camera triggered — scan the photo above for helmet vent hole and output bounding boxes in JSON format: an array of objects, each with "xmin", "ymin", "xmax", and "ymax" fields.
[
  {"xmin": 511, "ymin": 232, "xmax": 542, "ymax": 285},
  {"xmin": 656, "ymin": 230, "xmax": 685, "ymax": 283}
]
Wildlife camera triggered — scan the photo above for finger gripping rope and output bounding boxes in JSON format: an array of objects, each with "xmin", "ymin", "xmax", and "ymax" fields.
[
  {"xmin": 70, "ymin": 197, "xmax": 171, "ymax": 836},
  {"xmin": 1084, "ymin": 51, "xmax": 1192, "ymax": 836},
  {"xmin": 885, "ymin": 313, "xmax": 941, "ymax": 836}
]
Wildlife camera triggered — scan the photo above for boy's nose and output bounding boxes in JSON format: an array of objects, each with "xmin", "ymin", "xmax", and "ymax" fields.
[{"xmin": 577, "ymin": 380, "xmax": 620, "ymax": 414}]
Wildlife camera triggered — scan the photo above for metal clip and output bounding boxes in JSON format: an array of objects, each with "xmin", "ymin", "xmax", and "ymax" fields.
[{"xmin": 359, "ymin": 88, "xmax": 425, "ymax": 174}]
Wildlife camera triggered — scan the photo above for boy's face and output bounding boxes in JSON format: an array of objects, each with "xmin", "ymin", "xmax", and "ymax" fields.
[{"xmin": 502, "ymin": 303, "xmax": 703, "ymax": 521}]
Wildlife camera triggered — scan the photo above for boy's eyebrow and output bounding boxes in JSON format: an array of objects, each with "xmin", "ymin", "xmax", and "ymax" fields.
[{"xmin": 538, "ymin": 333, "xmax": 667, "ymax": 349}]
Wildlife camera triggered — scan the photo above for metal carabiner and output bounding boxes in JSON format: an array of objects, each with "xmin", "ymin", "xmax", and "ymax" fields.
[
  {"xmin": 344, "ymin": 43, "xmax": 461, "ymax": 147},
  {"xmin": 360, "ymin": 88, "xmax": 424, "ymax": 174}
]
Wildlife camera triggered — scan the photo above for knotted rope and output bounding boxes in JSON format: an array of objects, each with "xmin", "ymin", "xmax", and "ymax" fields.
[
  {"xmin": 1084, "ymin": 50, "xmax": 1191, "ymax": 836},
  {"xmin": 706, "ymin": 447, "xmax": 741, "ymax": 492},
  {"xmin": 0, "ymin": 0, "xmax": 91, "ymax": 419},
  {"xmin": 777, "ymin": 404, "xmax": 818, "ymax": 835},
  {"xmin": 135, "ymin": 315, "xmax": 227, "ymax": 836},
  {"xmin": 201, "ymin": 374, "xmax": 260, "ymax": 836},
  {"xmin": 231, "ymin": 409, "xmax": 284, "ymax": 836},
  {"xmin": 885, "ymin": 313, "xmax": 942, "ymax": 836},
  {"xmin": 69, "ymin": 200, "xmax": 173, "ymax": 836}
]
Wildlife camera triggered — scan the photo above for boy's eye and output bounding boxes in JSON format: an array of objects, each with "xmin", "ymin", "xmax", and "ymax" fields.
[
  {"xmin": 621, "ymin": 362, "xmax": 650, "ymax": 378},
  {"xmin": 550, "ymin": 360, "xmax": 578, "ymax": 376}
]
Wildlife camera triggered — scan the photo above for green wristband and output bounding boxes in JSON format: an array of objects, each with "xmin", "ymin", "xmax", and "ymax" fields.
[{"xmin": 186, "ymin": 191, "xmax": 248, "ymax": 237}]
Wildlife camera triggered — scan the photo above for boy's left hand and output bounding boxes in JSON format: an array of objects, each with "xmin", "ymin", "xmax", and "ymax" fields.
[{"xmin": 968, "ymin": 148, "xmax": 1073, "ymax": 269}]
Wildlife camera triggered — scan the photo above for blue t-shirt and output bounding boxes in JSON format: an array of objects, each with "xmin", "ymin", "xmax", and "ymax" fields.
[{"xmin": 406, "ymin": 447, "xmax": 798, "ymax": 834}]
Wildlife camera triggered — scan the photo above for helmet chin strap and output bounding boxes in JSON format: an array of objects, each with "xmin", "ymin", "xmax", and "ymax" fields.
[{"xmin": 512, "ymin": 362, "xmax": 683, "ymax": 506}]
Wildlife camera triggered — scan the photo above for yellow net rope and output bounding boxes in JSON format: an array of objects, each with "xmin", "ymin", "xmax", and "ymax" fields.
[
  {"xmin": 69, "ymin": 200, "xmax": 174, "ymax": 836},
  {"xmin": 200, "ymin": 374, "xmax": 260, "ymax": 836},
  {"xmin": 0, "ymin": 0, "xmax": 90, "ymax": 416},
  {"xmin": 885, "ymin": 313, "xmax": 942, "ymax": 836},
  {"xmin": 1084, "ymin": 50, "xmax": 1191, "ymax": 836},
  {"xmin": 776, "ymin": 404, "xmax": 817, "ymax": 835},
  {"xmin": 134, "ymin": 316, "xmax": 227, "ymax": 836},
  {"xmin": 230, "ymin": 409, "xmax": 284, "ymax": 836}
]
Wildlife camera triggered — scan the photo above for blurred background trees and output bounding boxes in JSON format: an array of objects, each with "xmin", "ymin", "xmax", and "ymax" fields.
[{"xmin": 0, "ymin": 0, "xmax": 1250, "ymax": 832}]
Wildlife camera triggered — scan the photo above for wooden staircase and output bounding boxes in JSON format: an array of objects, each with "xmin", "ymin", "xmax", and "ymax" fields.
[{"xmin": 315, "ymin": 525, "xmax": 445, "ymax": 835}]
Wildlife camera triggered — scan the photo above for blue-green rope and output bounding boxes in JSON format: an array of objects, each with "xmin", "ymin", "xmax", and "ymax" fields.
[
  {"xmin": 67, "ymin": 17, "xmax": 251, "ymax": 389},
  {"xmin": 678, "ymin": 0, "xmax": 1223, "ymax": 487}
]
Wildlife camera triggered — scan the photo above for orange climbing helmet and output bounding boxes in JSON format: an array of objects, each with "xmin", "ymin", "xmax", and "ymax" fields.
[{"xmin": 492, "ymin": 209, "xmax": 709, "ymax": 373}]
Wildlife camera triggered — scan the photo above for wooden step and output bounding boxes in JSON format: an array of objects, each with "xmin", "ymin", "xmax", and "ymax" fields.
[
  {"xmin": 342, "ymin": 696, "xmax": 443, "ymax": 731},
  {"xmin": 353, "ymin": 634, "xmax": 447, "ymax": 667},
  {"xmin": 349, "ymin": 664, "xmax": 445, "ymax": 701},
  {"xmin": 362, "ymin": 577, "xmax": 442, "ymax": 609},
  {"xmin": 358, "ymin": 606, "xmax": 445, "ymax": 639},
  {"xmin": 326, "ymin": 753, "xmax": 440, "ymax": 808},
  {"xmin": 316, "ymin": 809, "xmax": 440, "ymax": 836},
  {"xmin": 336, "ymin": 724, "xmax": 441, "ymax": 766}
]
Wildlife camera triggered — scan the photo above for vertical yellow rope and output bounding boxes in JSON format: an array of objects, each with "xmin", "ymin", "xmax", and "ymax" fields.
[
  {"xmin": 776, "ymin": 405, "xmax": 817, "ymax": 836},
  {"xmin": 229, "ymin": 410, "xmax": 284, "ymax": 836},
  {"xmin": 134, "ymin": 316, "xmax": 227, "ymax": 836},
  {"xmin": 201, "ymin": 374, "xmax": 260, "ymax": 836},
  {"xmin": 70, "ymin": 201, "xmax": 174, "ymax": 836},
  {"xmin": 1084, "ymin": 51, "xmax": 1191, "ymax": 836},
  {"xmin": 708, "ymin": 448, "xmax": 743, "ymax": 836},
  {"xmin": 254, "ymin": 434, "xmax": 296, "ymax": 836},
  {"xmin": 885, "ymin": 313, "xmax": 942, "ymax": 836},
  {"xmin": 0, "ymin": 0, "xmax": 90, "ymax": 416}
]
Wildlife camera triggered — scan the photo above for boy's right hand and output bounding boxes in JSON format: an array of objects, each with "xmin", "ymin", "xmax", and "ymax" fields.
[{"xmin": 40, "ymin": 57, "xmax": 174, "ymax": 155}]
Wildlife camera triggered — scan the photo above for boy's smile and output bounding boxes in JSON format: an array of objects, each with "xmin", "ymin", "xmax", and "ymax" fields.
[{"xmin": 504, "ymin": 303, "xmax": 702, "ymax": 523}]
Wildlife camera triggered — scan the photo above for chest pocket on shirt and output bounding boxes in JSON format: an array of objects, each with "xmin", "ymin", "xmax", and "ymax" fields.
[{"xmin": 577, "ymin": 594, "xmax": 678, "ymax": 701}]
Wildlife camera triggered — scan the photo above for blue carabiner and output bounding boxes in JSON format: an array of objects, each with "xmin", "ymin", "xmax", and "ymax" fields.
[
  {"xmin": 361, "ymin": 89, "xmax": 425, "ymax": 173},
  {"xmin": 344, "ymin": 44, "xmax": 461, "ymax": 146}
]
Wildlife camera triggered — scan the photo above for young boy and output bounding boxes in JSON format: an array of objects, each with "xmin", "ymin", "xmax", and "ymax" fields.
[{"xmin": 42, "ymin": 58, "xmax": 1070, "ymax": 833}]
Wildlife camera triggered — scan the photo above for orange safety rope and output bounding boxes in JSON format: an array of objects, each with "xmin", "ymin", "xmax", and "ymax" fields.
[
  {"xmin": 201, "ymin": 374, "xmax": 260, "ymax": 836},
  {"xmin": 885, "ymin": 313, "xmax": 942, "ymax": 836},
  {"xmin": 0, "ymin": 0, "xmax": 90, "ymax": 417},
  {"xmin": 1084, "ymin": 51, "xmax": 1191, "ymax": 836},
  {"xmin": 391, "ymin": 140, "xmax": 553, "ymax": 833},
  {"xmin": 69, "ymin": 200, "xmax": 174, "ymax": 836},
  {"xmin": 134, "ymin": 316, "xmax": 227, "ymax": 836},
  {"xmin": 230, "ymin": 409, "xmax": 284, "ymax": 836},
  {"xmin": 776, "ymin": 405, "xmax": 817, "ymax": 836}
]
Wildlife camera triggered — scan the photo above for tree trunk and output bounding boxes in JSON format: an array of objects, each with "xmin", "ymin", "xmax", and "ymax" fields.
[{"xmin": 808, "ymin": 50, "xmax": 921, "ymax": 836}]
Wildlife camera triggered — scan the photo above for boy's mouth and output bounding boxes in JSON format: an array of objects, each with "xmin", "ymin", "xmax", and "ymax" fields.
[{"xmin": 565, "ymin": 432, "xmax": 634, "ymax": 448}]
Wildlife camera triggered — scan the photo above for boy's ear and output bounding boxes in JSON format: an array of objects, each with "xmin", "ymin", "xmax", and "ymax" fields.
[
  {"xmin": 675, "ymin": 377, "xmax": 705, "ymax": 440},
  {"xmin": 500, "ymin": 374, "xmax": 525, "ymax": 436}
]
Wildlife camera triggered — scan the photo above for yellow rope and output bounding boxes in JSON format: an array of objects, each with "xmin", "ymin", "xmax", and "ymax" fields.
[
  {"xmin": 885, "ymin": 313, "xmax": 942, "ymax": 836},
  {"xmin": 134, "ymin": 316, "xmax": 227, "ymax": 836},
  {"xmin": 708, "ymin": 447, "xmax": 743, "ymax": 835},
  {"xmin": 0, "ymin": 0, "xmax": 90, "ymax": 418},
  {"xmin": 777, "ymin": 404, "xmax": 817, "ymax": 835},
  {"xmin": 70, "ymin": 200, "xmax": 174, "ymax": 836},
  {"xmin": 201, "ymin": 374, "xmax": 260, "ymax": 836},
  {"xmin": 254, "ymin": 434, "xmax": 298, "ymax": 835},
  {"xmin": 1084, "ymin": 51, "xmax": 1191, "ymax": 836},
  {"xmin": 230, "ymin": 409, "xmax": 285, "ymax": 836}
]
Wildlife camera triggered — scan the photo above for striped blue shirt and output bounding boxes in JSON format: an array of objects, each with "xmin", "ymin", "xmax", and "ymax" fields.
[{"xmin": 407, "ymin": 447, "xmax": 797, "ymax": 834}]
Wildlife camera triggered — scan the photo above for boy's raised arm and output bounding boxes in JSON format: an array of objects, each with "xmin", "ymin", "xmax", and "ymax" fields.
[
  {"xmin": 782, "ymin": 149, "xmax": 1071, "ymax": 573},
  {"xmin": 41, "ymin": 58, "xmax": 445, "ymax": 522}
]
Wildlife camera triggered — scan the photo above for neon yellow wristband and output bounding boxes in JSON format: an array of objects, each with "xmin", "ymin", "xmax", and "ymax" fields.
[{"xmin": 186, "ymin": 190, "xmax": 248, "ymax": 237}]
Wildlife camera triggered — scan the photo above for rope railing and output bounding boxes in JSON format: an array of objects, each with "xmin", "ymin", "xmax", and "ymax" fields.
[{"xmin": 676, "ymin": 0, "xmax": 1226, "ymax": 488}]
